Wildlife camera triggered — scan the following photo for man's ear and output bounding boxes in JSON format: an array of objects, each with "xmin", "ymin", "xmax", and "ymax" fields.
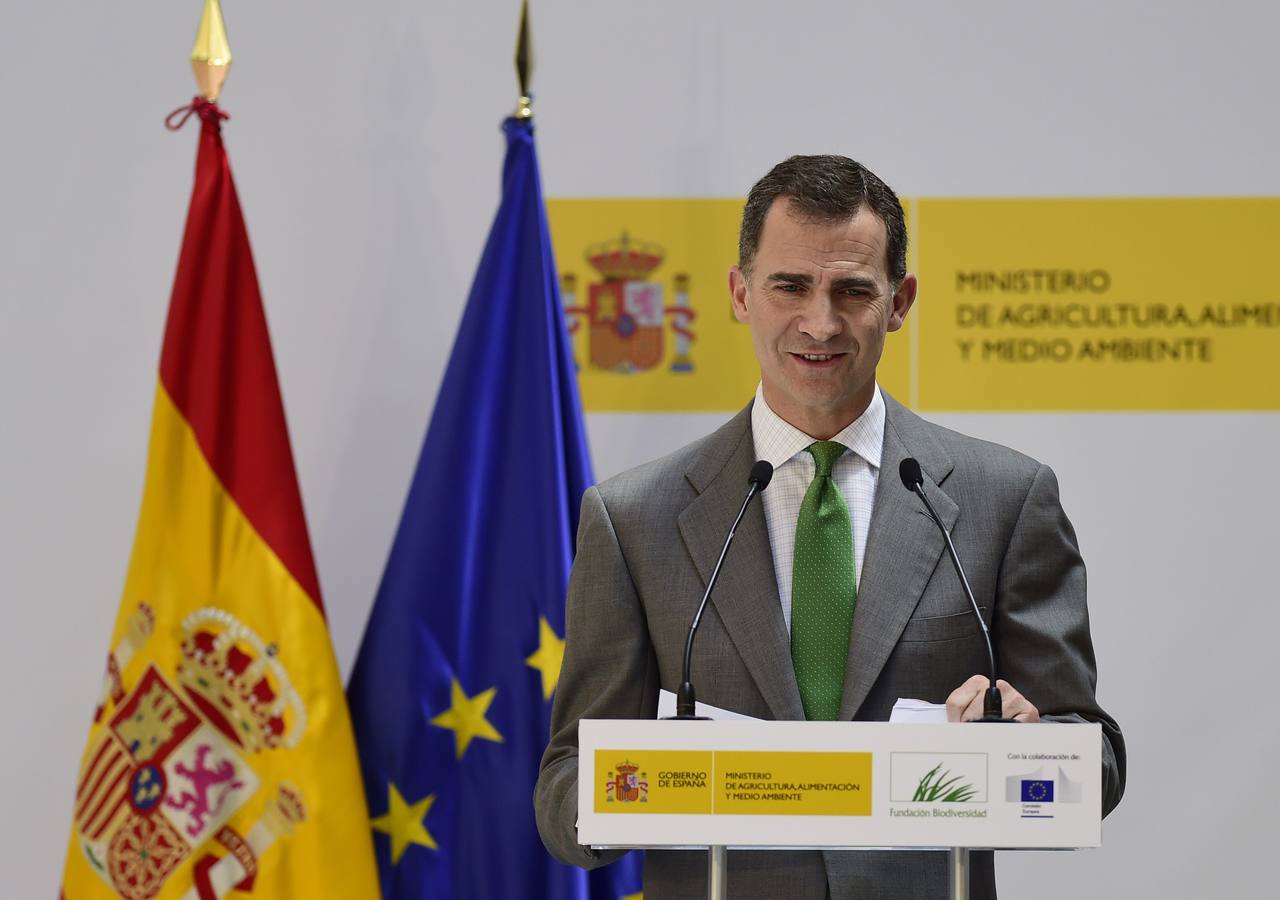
[
  {"xmin": 729, "ymin": 266, "xmax": 750, "ymax": 324},
  {"xmin": 887, "ymin": 273, "xmax": 918, "ymax": 332}
]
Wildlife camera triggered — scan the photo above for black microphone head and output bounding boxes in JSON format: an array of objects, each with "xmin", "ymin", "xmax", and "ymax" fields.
[
  {"xmin": 899, "ymin": 457, "xmax": 924, "ymax": 491},
  {"xmin": 748, "ymin": 460, "xmax": 774, "ymax": 492}
]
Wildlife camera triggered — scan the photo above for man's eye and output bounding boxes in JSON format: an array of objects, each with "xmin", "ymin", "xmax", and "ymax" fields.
[{"xmin": 777, "ymin": 283, "xmax": 802, "ymax": 293}]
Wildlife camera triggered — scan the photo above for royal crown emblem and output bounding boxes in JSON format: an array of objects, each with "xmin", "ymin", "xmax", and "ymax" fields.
[
  {"xmin": 176, "ymin": 607, "xmax": 306, "ymax": 753},
  {"xmin": 75, "ymin": 605, "xmax": 308, "ymax": 899},
  {"xmin": 562, "ymin": 232, "xmax": 696, "ymax": 373}
]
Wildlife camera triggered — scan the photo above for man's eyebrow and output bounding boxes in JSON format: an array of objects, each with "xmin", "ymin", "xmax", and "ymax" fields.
[
  {"xmin": 766, "ymin": 272, "xmax": 813, "ymax": 286},
  {"xmin": 831, "ymin": 275, "xmax": 879, "ymax": 291},
  {"xmin": 766, "ymin": 272, "xmax": 880, "ymax": 291}
]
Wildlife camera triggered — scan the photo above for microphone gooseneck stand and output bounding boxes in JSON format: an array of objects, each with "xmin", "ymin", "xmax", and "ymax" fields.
[
  {"xmin": 672, "ymin": 460, "xmax": 774, "ymax": 720},
  {"xmin": 898, "ymin": 458, "xmax": 1006, "ymax": 724},
  {"xmin": 667, "ymin": 461, "xmax": 772, "ymax": 899},
  {"xmin": 900, "ymin": 457, "xmax": 1017, "ymax": 900}
]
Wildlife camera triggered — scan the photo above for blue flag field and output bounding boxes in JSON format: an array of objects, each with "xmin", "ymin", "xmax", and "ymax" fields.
[{"xmin": 346, "ymin": 117, "xmax": 642, "ymax": 898}]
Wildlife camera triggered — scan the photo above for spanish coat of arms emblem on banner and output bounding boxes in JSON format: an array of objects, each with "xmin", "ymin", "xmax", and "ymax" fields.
[
  {"xmin": 604, "ymin": 760, "xmax": 648, "ymax": 804},
  {"xmin": 74, "ymin": 605, "xmax": 307, "ymax": 900},
  {"xmin": 562, "ymin": 232, "xmax": 697, "ymax": 373}
]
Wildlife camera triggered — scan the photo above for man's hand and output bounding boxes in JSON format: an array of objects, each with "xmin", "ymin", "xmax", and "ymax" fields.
[{"xmin": 945, "ymin": 675, "xmax": 1040, "ymax": 723}]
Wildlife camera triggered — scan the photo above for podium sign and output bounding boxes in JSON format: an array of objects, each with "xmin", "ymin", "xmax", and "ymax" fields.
[{"xmin": 579, "ymin": 719, "xmax": 1101, "ymax": 850}]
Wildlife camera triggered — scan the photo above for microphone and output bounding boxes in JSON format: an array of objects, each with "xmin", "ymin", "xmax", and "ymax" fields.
[
  {"xmin": 898, "ymin": 458, "xmax": 1007, "ymax": 723},
  {"xmin": 670, "ymin": 460, "xmax": 774, "ymax": 720}
]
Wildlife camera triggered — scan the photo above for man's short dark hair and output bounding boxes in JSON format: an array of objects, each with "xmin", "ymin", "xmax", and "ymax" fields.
[{"xmin": 738, "ymin": 155, "xmax": 908, "ymax": 286}]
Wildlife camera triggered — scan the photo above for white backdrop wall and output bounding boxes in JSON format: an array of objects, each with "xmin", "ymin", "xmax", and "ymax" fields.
[{"xmin": 3, "ymin": 2, "xmax": 1277, "ymax": 897}]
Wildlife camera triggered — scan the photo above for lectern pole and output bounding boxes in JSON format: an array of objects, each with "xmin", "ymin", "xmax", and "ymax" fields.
[
  {"xmin": 949, "ymin": 847, "xmax": 969, "ymax": 900},
  {"xmin": 707, "ymin": 845, "xmax": 727, "ymax": 900},
  {"xmin": 705, "ymin": 845, "xmax": 972, "ymax": 899}
]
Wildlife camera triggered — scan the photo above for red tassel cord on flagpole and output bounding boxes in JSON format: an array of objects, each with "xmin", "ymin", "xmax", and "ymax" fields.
[{"xmin": 164, "ymin": 96, "xmax": 229, "ymax": 132}]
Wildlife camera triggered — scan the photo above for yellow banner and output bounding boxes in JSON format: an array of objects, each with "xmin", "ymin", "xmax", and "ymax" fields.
[
  {"xmin": 914, "ymin": 198, "xmax": 1280, "ymax": 410},
  {"xmin": 548, "ymin": 197, "xmax": 1280, "ymax": 412},
  {"xmin": 715, "ymin": 751, "xmax": 872, "ymax": 816},
  {"xmin": 593, "ymin": 748, "xmax": 872, "ymax": 816}
]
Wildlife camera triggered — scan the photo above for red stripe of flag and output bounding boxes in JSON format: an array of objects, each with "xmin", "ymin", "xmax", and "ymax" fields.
[
  {"xmin": 83, "ymin": 785, "xmax": 129, "ymax": 841},
  {"xmin": 76, "ymin": 746, "xmax": 124, "ymax": 821},
  {"xmin": 75, "ymin": 739, "xmax": 114, "ymax": 804},
  {"xmin": 158, "ymin": 109, "xmax": 323, "ymax": 611},
  {"xmin": 78, "ymin": 753, "xmax": 127, "ymax": 827}
]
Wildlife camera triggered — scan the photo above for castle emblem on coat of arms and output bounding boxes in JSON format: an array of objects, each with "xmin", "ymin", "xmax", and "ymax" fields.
[
  {"xmin": 562, "ymin": 232, "xmax": 696, "ymax": 373},
  {"xmin": 76, "ymin": 605, "xmax": 307, "ymax": 899},
  {"xmin": 604, "ymin": 760, "xmax": 648, "ymax": 804}
]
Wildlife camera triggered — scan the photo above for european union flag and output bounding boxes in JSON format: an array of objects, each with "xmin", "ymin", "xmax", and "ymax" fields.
[
  {"xmin": 347, "ymin": 118, "xmax": 642, "ymax": 899},
  {"xmin": 1021, "ymin": 780, "xmax": 1055, "ymax": 803}
]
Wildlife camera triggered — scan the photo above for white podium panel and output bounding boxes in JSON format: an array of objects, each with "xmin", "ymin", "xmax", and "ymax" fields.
[{"xmin": 578, "ymin": 719, "xmax": 1100, "ymax": 850}]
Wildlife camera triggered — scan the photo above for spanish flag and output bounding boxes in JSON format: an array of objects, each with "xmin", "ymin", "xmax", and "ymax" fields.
[{"xmin": 60, "ymin": 98, "xmax": 379, "ymax": 900}]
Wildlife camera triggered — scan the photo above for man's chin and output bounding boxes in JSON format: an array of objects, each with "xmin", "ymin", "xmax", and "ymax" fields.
[
  {"xmin": 774, "ymin": 388, "xmax": 867, "ymax": 419},
  {"xmin": 788, "ymin": 375, "xmax": 863, "ymax": 403}
]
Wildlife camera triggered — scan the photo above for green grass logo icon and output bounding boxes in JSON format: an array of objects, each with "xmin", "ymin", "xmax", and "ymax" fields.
[{"xmin": 912, "ymin": 763, "xmax": 979, "ymax": 802}]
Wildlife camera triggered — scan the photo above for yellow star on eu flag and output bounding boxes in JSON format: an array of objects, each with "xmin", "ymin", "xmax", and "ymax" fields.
[
  {"xmin": 371, "ymin": 782, "xmax": 437, "ymax": 864},
  {"xmin": 430, "ymin": 678, "xmax": 504, "ymax": 759},
  {"xmin": 526, "ymin": 616, "xmax": 566, "ymax": 700}
]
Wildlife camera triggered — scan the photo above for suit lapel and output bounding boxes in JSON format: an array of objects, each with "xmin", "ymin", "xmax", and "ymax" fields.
[
  {"xmin": 677, "ymin": 408, "xmax": 805, "ymax": 721},
  {"xmin": 837, "ymin": 393, "xmax": 958, "ymax": 721}
]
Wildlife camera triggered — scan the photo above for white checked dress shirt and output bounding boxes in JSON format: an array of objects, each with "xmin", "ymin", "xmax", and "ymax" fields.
[{"xmin": 751, "ymin": 383, "xmax": 886, "ymax": 633}]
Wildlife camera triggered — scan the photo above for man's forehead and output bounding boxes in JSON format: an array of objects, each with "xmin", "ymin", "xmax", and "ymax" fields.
[{"xmin": 758, "ymin": 200, "xmax": 888, "ymax": 271}]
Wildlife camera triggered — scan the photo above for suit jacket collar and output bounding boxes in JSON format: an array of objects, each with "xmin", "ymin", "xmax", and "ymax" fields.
[
  {"xmin": 676, "ymin": 391, "xmax": 957, "ymax": 722},
  {"xmin": 836, "ymin": 391, "xmax": 957, "ymax": 719},
  {"xmin": 678, "ymin": 406, "xmax": 806, "ymax": 721}
]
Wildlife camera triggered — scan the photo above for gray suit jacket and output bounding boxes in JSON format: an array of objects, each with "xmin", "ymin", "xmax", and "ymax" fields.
[{"xmin": 535, "ymin": 392, "xmax": 1125, "ymax": 899}]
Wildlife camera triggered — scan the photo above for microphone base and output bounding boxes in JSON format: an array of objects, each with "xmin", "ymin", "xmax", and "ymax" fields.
[
  {"xmin": 660, "ymin": 714, "xmax": 712, "ymax": 721},
  {"xmin": 672, "ymin": 683, "xmax": 701, "ymax": 721},
  {"xmin": 981, "ymin": 686, "xmax": 1004, "ymax": 722},
  {"xmin": 971, "ymin": 715, "xmax": 1017, "ymax": 723}
]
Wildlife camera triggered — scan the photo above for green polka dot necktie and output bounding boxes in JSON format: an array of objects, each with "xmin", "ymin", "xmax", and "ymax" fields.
[{"xmin": 791, "ymin": 440, "xmax": 856, "ymax": 722}]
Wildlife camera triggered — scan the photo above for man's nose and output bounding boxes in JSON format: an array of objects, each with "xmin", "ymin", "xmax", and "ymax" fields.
[{"xmin": 798, "ymin": 295, "xmax": 843, "ymax": 342}]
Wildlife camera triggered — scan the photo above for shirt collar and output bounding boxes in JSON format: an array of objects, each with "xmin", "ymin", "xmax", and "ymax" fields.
[{"xmin": 751, "ymin": 383, "xmax": 885, "ymax": 472}]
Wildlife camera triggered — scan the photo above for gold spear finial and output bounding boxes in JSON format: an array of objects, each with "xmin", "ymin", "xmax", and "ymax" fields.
[
  {"xmin": 191, "ymin": 0, "xmax": 232, "ymax": 102},
  {"xmin": 514, "ymin": 0, "xmax": 534, "ymax": 120}
]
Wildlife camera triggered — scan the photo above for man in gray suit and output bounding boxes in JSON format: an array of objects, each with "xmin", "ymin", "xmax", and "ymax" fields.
[{"xmin": 535, "ymin": 155, "xmax": 1125, "ymax": 899}]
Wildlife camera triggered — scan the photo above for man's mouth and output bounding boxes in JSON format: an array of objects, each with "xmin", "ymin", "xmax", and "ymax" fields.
[{"xmin": 790, "ymin": 351, "xmax": 846, "ymax": 365}]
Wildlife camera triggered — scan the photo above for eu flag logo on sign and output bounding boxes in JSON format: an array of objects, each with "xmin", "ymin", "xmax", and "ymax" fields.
[{"xmin": 1021, "ymin": 780, "xmax": 1055, "ymax": 803}]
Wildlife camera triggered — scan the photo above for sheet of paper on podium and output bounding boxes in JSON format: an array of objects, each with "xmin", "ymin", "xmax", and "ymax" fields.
[
  {"xmin": 656, "ymin": 690, "xmax": 948, "ymax": 723},
  {"xmin": 889, "ymin": 698, "xmax": 948, "ymax": 723}
]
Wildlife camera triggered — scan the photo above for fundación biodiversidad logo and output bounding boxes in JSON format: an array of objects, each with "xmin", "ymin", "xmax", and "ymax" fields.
[{"xmin": 889, "ymin": 753, "xmax": 989, "ymax": 819}]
